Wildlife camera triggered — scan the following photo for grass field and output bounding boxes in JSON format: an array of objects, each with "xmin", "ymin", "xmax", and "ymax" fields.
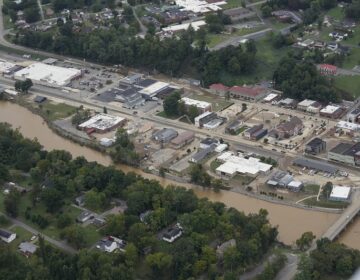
[
  {"xmin": 210, "ymin": 160, "xmax": 222, "ymax": 172},
  {"xmin": 302, "ymin": 197, "xmax": 349, "ymax": 209},
  {"xmin": 156, "ymin": 111, "xmax": 179, "ymax": 119},
  {"xmin": 326, "ymin": 6, "xmax": 345, "ymax": 21},
  {"xmin": 219, "ymin": 37, "xmax": 290, "ymax": 85},
  {"xmin": 304, "ymin": 184, "xmax": 320, "ymax": 195},
  {"xmin": 223, "ymin": 0, "xmax": 243, "ymax": 9},
  {"xmin": 37, "ymin": 101, "xmax": 77, "ymax": 121},
  {"xmin": 334, "ymin": 76, "xmax": 360, "ymax": 98},
  {"xmin": 3, "ymin": 14, "xmax": 14, "ymax": 30}
]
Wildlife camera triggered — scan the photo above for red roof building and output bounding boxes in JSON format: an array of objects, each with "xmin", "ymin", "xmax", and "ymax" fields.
[
  {"xmin": 319, "ymin": 64, "xmax": 337, "ymax": 75},
  {"xmin": 229, "ymin": 85, "xmax": 268, "ymax": 101},
  {"xmin": 209, "ymin": 83, "xmax": 229, "ymax": 96}
]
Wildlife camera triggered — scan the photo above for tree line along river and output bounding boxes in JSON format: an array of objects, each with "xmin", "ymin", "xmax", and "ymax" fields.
[{"xmin": 0, "ymin": 101, "xmax": 359, "ymax": 249}]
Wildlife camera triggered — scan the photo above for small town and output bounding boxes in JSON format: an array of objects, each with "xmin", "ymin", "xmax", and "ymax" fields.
[{"xmin": 0, "ymin": 0, "xmax": 360, "ymax": 279}]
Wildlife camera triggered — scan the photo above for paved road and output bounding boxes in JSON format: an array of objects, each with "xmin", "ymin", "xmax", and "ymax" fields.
[
  {"xmin": 0, "ymin": 211, "xmax": 76, "ymax": 254},
  {"xmin": 275, "ymin": 254, "xmax": 299, "ymax": 280}
]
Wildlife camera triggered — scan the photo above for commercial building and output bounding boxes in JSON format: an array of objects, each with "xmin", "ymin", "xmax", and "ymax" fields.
[
  {"xmin": 268, "ymin": 116, "xmax": 304, "ymax": 140},
  {"xmin": 263, "ymin": 93, "xmax": 279, "ymax": 103},
  {"xmin": 199, "ymin": 137, "xmax": 219, "ymax": 149},
  {"xmin": 152, "ymin": 128, "xmax": 178, "ymax": 143},
  {"xmin": 267, "ymin": 170, "xmax": 293, "ymax": 187},
  {"xmin": 244, "ymin": 124, "xmax": 263, "ymax": 139},
  {"xmin": 190, "ymin": 145, "xmax": 216, "ymax": 163},
  {"xmin": 229, "ymin": 85, "xmax": 268, "ymax": 101},
  {"xmin": 139, "ymin": 81, "xmax": 170, "ymax": 100},
  {"xmin": 0, "ymin": 60, "xmax": 20, "ymax": 77},
  {"xmin": 203, "ymin": 118, "xmax": 225, "ymax": 129},
  {"xmin": 305, "ymin": 137, "xmax": 326, "ymax": 155},
  {"xmin": 336, "ymin": 120, "xmax": 360, "ymax": 132},
  {"xmin": 287, "ymin": 181, "xmax": 303, "ymax": 192},
  {"xmin": 225, "ymin": 119, "xmax": 243, "ymax": 134},
  {"xmin": 347, "ymin": 108, "xmax": 360, "ymax": 123},
  {"xmin": 162, "ymin": 20, "xmax": 206, "ymax": 32},
  {"xmin": 278, "ymin": 98, "xmax": 297, "ymax": 108},
  {"xmin": 320, "ymin": 105, "xmax": 344, "ymax": 119},
  {"xmin": 329, "ymin": 185, "xmax": 351, "ymax": 201},
  {"xmin": 181, "ymin": 97, "xmax": 212, "ymax": 113},
  {"xmin": 175, "ymin": 0, "xmax": 225, "ymax": 14},
  {"xmin": 293, "ymin": 157, "xmax": 338, "ymax": 174},
  {"xmin": 170, "ymin": 131, "xmax": 195, "ymax": 149},
  {"xmin": 328, "ymin": 142, "xmax": 360, "ymax": 166},
  {"xmin": 119, "ymin": 73, "xmax": 143, "ymax": 85},
  {"xmin": 194, "ymin": 111, "xmax": 218, "ymax": 128},
  {"xmin": 297, "ymin": 99, "xmax": 317, "ymax": 111},
  {"xmin": 223, "ymin": 7, "xmax": 256, "ymax": 22},
  {"xmin": 319, "ymin": 64, "xmax": 337, "ymax": 75},
  {"xmin": 0, "ymin": 228, "xmax": 16, "ymax": 243},
  {"xmin": 78, "ymin": 114, "xmax": 126, "ymax": 133},
  {"xmin": 14, "ymin": 63, "xmax": 82, "ymax": 87},
  {"xmin": 216, "ymin": 151, "xmax": 272, "ymax": 178},
  {"xmin": 113, "ymin": 87, "xmax": 145, "ymax": 109},
  {"xmin": 209, "ymin": 83, "xmax": 229, "ymax": 96}
]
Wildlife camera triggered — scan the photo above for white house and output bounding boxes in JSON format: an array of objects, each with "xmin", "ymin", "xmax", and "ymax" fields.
[{"xmin": 0, "ymin": 228, "xmax": 16, "ymax": 243}]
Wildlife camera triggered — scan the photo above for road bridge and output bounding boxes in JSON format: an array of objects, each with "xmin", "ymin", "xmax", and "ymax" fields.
[{"xmin": 321, "ymin": 190, "xmax": 360, "ymax": 241}]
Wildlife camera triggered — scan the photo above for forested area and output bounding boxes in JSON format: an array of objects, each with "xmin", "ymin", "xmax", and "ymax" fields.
[
  {"xmin": 51, "ymin": 0, "xmax": 117, "ymax": 12},
  {"xmin": 273, "ymin": 54, "xmax": 341, "ymax": 103},
  {"xmin": 0, "ymin": 122, "xmax": 278, "ymax": 279},
  {"xmin": 14, "ymin": 19, "xmax": 257, "ymax": 85},
  {"xmin": 295, "ymin": 238, "xmax": 360, "ymax": 280}
]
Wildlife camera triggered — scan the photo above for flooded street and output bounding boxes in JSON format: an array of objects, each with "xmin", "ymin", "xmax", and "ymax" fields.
[{"xmin": 0, "ymin": 101, "xmax": 354, "ymax": 246}]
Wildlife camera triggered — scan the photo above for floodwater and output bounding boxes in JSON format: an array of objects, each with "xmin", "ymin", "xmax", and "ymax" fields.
[{"xmin": 0, "ymin": 101, "xmax": 355, "ymax": 247}]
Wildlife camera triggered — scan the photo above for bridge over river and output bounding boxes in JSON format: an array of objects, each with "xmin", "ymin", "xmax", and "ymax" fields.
[{"xmin": 322, "ymin": 190, "xmax": 360, "ymax": 241}]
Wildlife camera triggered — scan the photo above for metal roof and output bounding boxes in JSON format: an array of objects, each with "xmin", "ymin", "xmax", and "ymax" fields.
[{"xmin": 293, "ymin": 157, "xmax": 338, "ymax": 174}]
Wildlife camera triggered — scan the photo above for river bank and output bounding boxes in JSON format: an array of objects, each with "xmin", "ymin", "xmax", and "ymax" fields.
[{"xmin": 0, "ymin": 100, "xmax": 350, "ymax": 246}]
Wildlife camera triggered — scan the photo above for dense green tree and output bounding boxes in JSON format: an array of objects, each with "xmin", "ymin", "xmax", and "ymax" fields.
[{"xmin": 4, "ymin": 190, "xmax": 20, "ymax": 217}]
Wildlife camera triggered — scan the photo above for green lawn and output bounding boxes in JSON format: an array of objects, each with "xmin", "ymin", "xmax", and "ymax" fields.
[
  {"xmin": 269, "ymin": 19, "xmax": 292, "ymax": 31},
  {"xmin": 3, "ymin": 14, "xmax": 14, "ymax": 30},
  {"xmin": 231, "ymin": 174, "xmax": 254, "ymax": 186},
  {"xmin": 156, "ymin": 111, "xmax": 179, "ymax": 119},
  {"xmin": 0, "ymin": 192, "xmax": 5, "ymax": 212},
  {"xmin": 334, "ymin": 76, "xmax": 360, "ymax": 98},
  {"xmin": 326, "ymin": 6, "xmax": 345, "ymax": 21},
  {"xmin": 302, "ymin": 197, "xmax": 349, "ymax": 209},
  {"xmin": 37, "ymin": 101, "xmax": 77, "ymax": 121},
  {"xmin": 210, "ymin": 160, "xmax": 222, "ymax": 172},
  {"xmin": 304, "ymin": 184, "xmax": 320, "ymax": 195},
  {"xmin": 223, "ymin": 0, "xmax": 244, "ymax": 9},
  {"xmin": 219, "ymin": 37, "xmax": 290, "ymax": 85},
  {"xmin": 82, "ymin": 225, "xmax": 102, "ymax": 247}
]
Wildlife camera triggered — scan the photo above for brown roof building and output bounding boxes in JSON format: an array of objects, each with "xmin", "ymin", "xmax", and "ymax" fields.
[
  {"xmin": 171, "ymin": 131, "xmax": 195, "ymax": 149},
  {"xmin": 269, "ymin": 116, "xmax": 304, "ymax": 140},
  {"xmin": 229, "ymin": 86, "xmax": 268, "ymax": 101},
  {"xmin": 209, "ymin": 83, "xmax": 229, "ymax": 96}
]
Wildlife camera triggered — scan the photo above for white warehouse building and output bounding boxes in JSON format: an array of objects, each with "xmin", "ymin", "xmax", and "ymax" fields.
[
  {"xmin": 14, "ymin": 63, "xmax": 82, "ymax": 88},
  {"xmin": 216, "ymin": 151, "xmax": 272, "ymax": 178}
]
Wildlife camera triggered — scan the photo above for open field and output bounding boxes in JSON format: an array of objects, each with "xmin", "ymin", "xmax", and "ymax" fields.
[
  {"xmin": 34, "ymin": 101, "xmax": 77, "ymax": 121},
  {"xmin": 334, "ymin": 76, "xmax": 360, "ymax": 98},
  {"xmin": 301, "ymin": 197, "xmax": 349, "ymax": 209}
]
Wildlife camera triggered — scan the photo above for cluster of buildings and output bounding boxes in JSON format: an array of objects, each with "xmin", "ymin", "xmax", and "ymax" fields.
[
  {"xmin": 106, "ymin": 73, "xmax": 179, "ymax": 109},
  {"xmin": 0, "ymin": 228, "xmax": 38, "ymax": 257},
  {"xmin": 267, "ymin": 171, "xmax": 303, "ymax": 192},
  {"xmin": 152, "ymin": 128, "xmax": 195, "ymax": 149}
]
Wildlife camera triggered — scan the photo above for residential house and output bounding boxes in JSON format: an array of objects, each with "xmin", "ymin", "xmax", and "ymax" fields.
[
  {"xmin": 190, "ymin": 145, "xmax": 216, "ymax": 163},
  {"xmin": 75, "ymin": 194, "xmax": 86, "ymax": 207},
  {"xmin": 96, "ymin": 236, "xmax": 127, "ymax": 253},
  {"xmin": 76, "ymin": 211, "xmax": 94, "ymax": 223},
  {"xmin": 199, "ymin": 138, "xmax": 219, "ymax": 149},
  {"xmin": 162, "ymin": 227, "xmax": 182, "ymax": 243},
  {"xmin": 0, "ymin": 228, "xmax": 16, "ymax": 243},
  {"xmin": 19, "ymin": 242, "xmax": 37, "ymax": 257}
]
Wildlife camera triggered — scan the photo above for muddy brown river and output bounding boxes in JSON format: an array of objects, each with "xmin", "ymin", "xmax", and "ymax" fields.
[{"xmin": 1, "ymin": 101, "xmax": 358, "ymax": 248}]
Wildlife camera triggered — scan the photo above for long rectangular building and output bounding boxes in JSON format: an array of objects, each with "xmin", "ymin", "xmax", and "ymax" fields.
[
  {"xmin": 79, "ymin": 114, "xmax": 126, "ymax": 133},
  {"xmin": 14, "ymin": 63, "xmax": 82, "ymax": 88}
]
